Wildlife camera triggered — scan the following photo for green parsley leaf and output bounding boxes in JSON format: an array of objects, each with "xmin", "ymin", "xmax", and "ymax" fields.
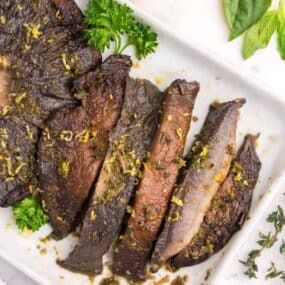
[
  {"xmin": 242, "ymin": 11, "xmax": 278, "ymax": 59},
  {"xmin": 128, "ymin": 22, "xmax": 158, "ymax": 60},
  {"xmin": 84, "ymin": 0, "xmax": 158, "ymax": 59},
  {"xmin": 229, "ymin": 0, "xmax": 272, "ymax": 40},
  {"xmin": 223, "ymin": 0, "xmax": 239, "ymax": 29},
  {"xmin": 12, "ymin": 196, "xmax": 49, "ymax": 232}
]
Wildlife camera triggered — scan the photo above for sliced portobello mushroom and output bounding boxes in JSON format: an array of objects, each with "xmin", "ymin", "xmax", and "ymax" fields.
[
  {"xmin": 172, "ymin": 134, "xmax": 261, "ymax": 268},
  {"xmin": 151, "ymin": 98, "xmax": 246, "ymax": 271},
  {"xmin": 113, "ymin": 79, "xmax": 199, "ymax": 281},
  {"xmin": 59, "ymin": 77, "xmax": 163, "ymax": 274},
  {"xmin": 38, "ymin": 55, "xmax": 131, "ymax": 240}
]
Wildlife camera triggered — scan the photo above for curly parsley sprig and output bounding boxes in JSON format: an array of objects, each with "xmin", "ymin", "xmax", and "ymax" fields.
[
  {"xmin": 85, "ymin": 0, "xmax": 158, "ymax": 59},
  {"xmin": 240, "ymin": 205, "xmax": 285, "ymax": 279},
  {"xmin": 12, "ymin": 196, "xmax": 49, "ymax": 232}
]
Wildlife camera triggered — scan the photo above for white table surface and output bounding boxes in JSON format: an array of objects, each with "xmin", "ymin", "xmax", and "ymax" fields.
[{"xmin": 1, "ymin": 0, "xmax": 285, "ymax": 284}]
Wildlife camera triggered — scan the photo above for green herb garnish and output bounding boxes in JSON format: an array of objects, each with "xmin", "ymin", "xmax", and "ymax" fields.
[
  {"xmin": 85, "ymin": 0, "xmax": 158, "ymax": 59},
  {"xmin": 12, "ymin": 196, "xmax": 49, "ymax": 232},
  {"xmin": 223, "ymin": 0, "xmax": 285, "ymax": 60},
  {"xmin": 266, "ymin": 262, "xmax": 285, "ymax": 282},
  {"xmin": 240, "ymin": 205, "xmax": 285, "ymax": 279},
  {"xmin": 242, "ymin": 10, "xmax": 278, "ymax": 59},
  {"xmin": 280, "ymin": 239, "xmax": 285, "ymax": 255},
  {"xmin": 225, "ymin": 0, "xmax": 272, "ymax": 40}
]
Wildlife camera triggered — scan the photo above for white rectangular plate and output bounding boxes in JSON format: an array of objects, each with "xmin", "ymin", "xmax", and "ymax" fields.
[{"xmin": 1, "ymin": 1, "xmax": 285, "ymax": 284}]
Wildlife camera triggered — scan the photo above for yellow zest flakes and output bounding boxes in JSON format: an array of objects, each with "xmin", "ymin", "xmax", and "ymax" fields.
[
  {"xmin": 0, "ymin": 56, "xmax": 10, "ymax": 69},
  {"xmin": 0, "ymin": 140, "xmax": 6, "ymax": 148},
  {"xmin": 25, "ymin": 125, "xmax": 34, "ymax": 140},
  {"xmin": 145, "ymin": 151, "xmax": 151, "ymax": 159},
  {"xmin": 56, "ymin": 10, "xmax": 61, "ymax": 20},
  {"xmin": 201, "ymin": 240, "xmax": 214, "ymax": 255},
  {"xmin": 43, "ymin": 128, "xmax": 51, "ymax": 140},
  {"xmin": 127, "ymin": 206, "xmax": 135, "ymax": 218},
  {"xmin": 214, "ymin": 172, "xmax": 226, "ymax": 183},
  {"xmin": 182, "ymin": 112, "xmax": 191, "ymax": 117},
  {"xmin": 4, "ymin": 177, "xmax": 14, "ymax": 183},
  {"xmin": 120, "ymin": 197, "xmax": 127, "ymax": 204},
  {"xmin": 123, "ymin": 150, "xmax": 140, "ymax": 177},
  {"xmin": 0, "ymin": 154, "xmax": 27, "ymax": 177},
  {"xmin": 234, "ymin": 172, "xmax": 242, "ymax": 182},
  {"xmin": 17, "ymin": 4, "xmax": 23, "ymax": 10},
  {"xmin": 14, "ymin": 92, "xmax": 27, "ymax": 104},
  {"xmin": 90, "ymin": 210, "xmax": 97, "ymax": 221},
  {"xmin": 167, "ymin": 211, "xmax": 180, "ymax": 223},
  {"xmin": 0, "ymin": 128, "xmax": 8, "ymax": 139},
  {"xmin": 212, "ymin": 99, "xmax": 221, "ymax": 106},
  {"xmin": 126, "ymin": 205, "xmax": 132, "ymax": 214},
  {"xmin": 75, "ymin": 129, "xmax": 97, "ymax": 143},
  {"xmin": 143, "ymin": 204, "xmax": 156, "ymax": 221},
  {"xmin": 154, "ymin": 275, "xmax": 170, "ymax": 285},
  {"xmin": 60, "ymin": 130, "xmax": 73, "ymax": 142},
  {"xmin": 226, "ymin": 186, "xmax": 235, "ymax": 199},
  {"xmin": 39, "ymin": 248, "xmax": 47, "ymax": 256},
  {"xmin": 176, "ymin": 128, "xmax": 183, "ymax": 140},
  {"xmin": 155, "ymin": 75, "xmax": 163, "ymax": 85},
  {"xmin": 176, "ymin": 158, "xmax": 186, "ymax": 168},
  {"xmin": 191, "ymin": 140, "xmax": 201, "ymax": 152},
  {"xmin": 0, "ymin": 16, "xmax": 6, "ymax": 24},
  {"xmin": 28, "ymin": 185, "xmax": 37, "ymax": 195},
  {"xmin": 2, "ymin": 106, "xmax": 11, "ymax": 117},
  {"xmin": 15, "ymin": 161, "xmax": 26, "ymax": 175},
  {"xmin": 41, "ymin": 199, "xmax": 48, "ymax": 212},
  {"xmin": 231, "ymin": 161, "xmax": 248, "ymax": 185},
  {"xmin": 23, "ymin": 43, "xmax": 31, "ymax": 51},
  {"xmin": 167, "ymin": 115, "xmax": 173, "ymax": 122},
  {"xmin": 129, "ymin": 150, "xmax": 136, "ymax": 159},
  {"xmin": 125, "ymin": 162, "xmax": 138, "ymax": 176},
  {"xmin": 23, "ymin": 23, "xmax": 42, "ymax": 40},
  {"xmin": 56, "ymin": 216, "xmax": 65, "ymax": 223},
  {"xmin": 58, "ymin": 160, "xmax": 70, "ymax": 178},
  {"xmin": 6, "ymin": 157, "xmax": 13, "ymax": 176},
  {"xmin": 138, "ymin": 170, "xmax": 143, "ymax": 179},
  {"xmin": 171, "ymin": 196, "xmax": 184, "ymax": 207},
  {"xmin": 132, "ymin": 61, "xmax": 140, "ymax": 69},
  {"xmin": 61, "ymin": 53, "xmax": 71, "ymax": 71},
  {"xmin": 109, "ymin": 94, "xmax": 114, "ymax": 100},
  {"xmin": 200, "ymin": 146, "xmax": 209, "ymax": 157},
  {"xmin": 43, "ymin": 16, "xmax": 49, "ymax": 25}
]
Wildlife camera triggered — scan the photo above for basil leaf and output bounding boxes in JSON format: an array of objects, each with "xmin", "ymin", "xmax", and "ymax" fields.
[
  {"xmin": 223, "ymin": 0, "xmax": 239, "ymax": 28},
  {"xmin": 277, "ymin": 23, "xmax": 285, "ymax": 59},
  {"xmin": 242, "ymin": 11, "xmax": 278, "ymax": 59},
  {"xmin": 230, "ymin": 0, "xmax": 272, "ymax": 40},
  {"xmin": 278, "ymin": 0, "xmax": 285, "ymax": 23},
  {"xmin": 277, "ymin": 0, "xmax": 285, "ymax": 59}
]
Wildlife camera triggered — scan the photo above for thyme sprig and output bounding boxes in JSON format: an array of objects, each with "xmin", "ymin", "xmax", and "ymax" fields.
[
  {"xmin": 266, "ymin": 262, "xmax": 285, "ymax": 282},
  {"xmin": 240, "ymin": 205, "xmax": 285, "ymax": 279},
  {"xmin": 280, "ymin": 239, "xmax": 285, "ymax": 256}
]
